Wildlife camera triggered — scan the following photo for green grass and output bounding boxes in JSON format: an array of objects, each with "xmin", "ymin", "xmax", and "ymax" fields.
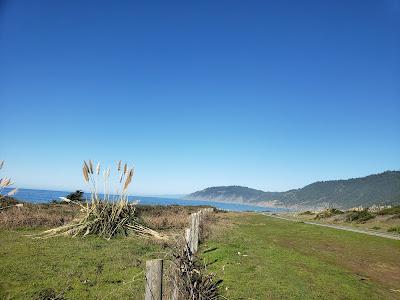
[
  {"xmin": 0, "ymin": 228, "xmax": 164, "ymax": 299},
  {"xmin": 2, "ymin": 213, "xmax": 400, "ymax": 299},
  {"xmin": 200, "ymin": 213, "xmax": 400, "ymax": 299}
]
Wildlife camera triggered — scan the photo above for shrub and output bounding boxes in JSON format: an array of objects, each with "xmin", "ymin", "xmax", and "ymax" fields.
[
  {"xmin": 314, "ymin": 208, "xmax": 344, "ymax": 219},
  {"xmin": 346, "ymin": 210, "xmax": 375, "ymax": 223},
  {"xmin": 0, "ymin": 196, "xmax": 20, "ymax": 208},
  {"xmin": 65, "ymin": 190, "xmax": 84, "ymax": 202},
  {"xmin": 377, "ymin": 206, "xmax": 400, "ymax": 216},
  {"xmin": 387, "ymin": 226, "xmax": 400, "ymax": 233}
]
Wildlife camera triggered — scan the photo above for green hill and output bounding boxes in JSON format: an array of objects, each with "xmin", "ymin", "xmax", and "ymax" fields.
[{"xmin": 186, "ymin": 171, "xmax": 400, "ymax": 209}]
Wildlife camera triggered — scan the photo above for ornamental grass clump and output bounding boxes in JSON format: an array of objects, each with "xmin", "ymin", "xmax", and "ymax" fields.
[
  {"xmin": 0, "ymin": 160, "xmax": 18, "ymax": 201},
  {"xmin": 37, "ymin": 160, "xmax": 165, "ymax": 240}
]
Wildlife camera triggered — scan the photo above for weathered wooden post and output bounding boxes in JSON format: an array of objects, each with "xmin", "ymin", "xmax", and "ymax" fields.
[
  {"xmin": 145, "ymin": 259, "xmax": 163, "ymax": 300},
  {"xmin": 185, "ymin": 228, "xmax": 191, "ymax": 245},
  {"xmin": 190, "ymin": 212, "xmax": 200, "ymax": 253}
]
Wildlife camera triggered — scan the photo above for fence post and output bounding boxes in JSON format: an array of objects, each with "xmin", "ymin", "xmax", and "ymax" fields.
[
  {"xmin": 145, "ymin": 259, "xmax": 163, "ymax": 300},
  {"xmin": 170, "ymin": 208, "xmax": 214, "ymax": 299},
  {"xmin": 185, "ymin": 228, "xmax": 191, "ymax": 245},
  {"xmin": 190, "ymin": 212, "xmax": 199, "ymax": 253}
]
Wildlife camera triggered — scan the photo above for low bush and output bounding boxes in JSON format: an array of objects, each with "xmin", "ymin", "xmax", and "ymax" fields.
[
  {"xmin": 346, "ymin": 210, "xmax": 375, "ymax": 223},
  {"xmin": 387, "ymin": 226, "xmax": 400, "ymax": 233},
  {"xmin": 314, "ymin": 208, "xmax": 344, "ymax": 219},
  {"xmin": 376, "ymin": 205, "xmax": 400, "ymax": 216},
  {"xmin": 0, "ymin": 196, "xmax": 20, "ymax": 208},
  {"xmin": 65, "ymin": 190, "xmax": 85, "ymax": 202}
]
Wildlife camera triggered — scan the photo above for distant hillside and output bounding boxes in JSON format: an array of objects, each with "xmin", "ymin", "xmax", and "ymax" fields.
[
  {"xmin": 187, "ymin": 186, "xmax": 267, "ymax": 204},
  {"xmin": 185, "ymin": 171, "xmax": 400, "ymax": 209}
]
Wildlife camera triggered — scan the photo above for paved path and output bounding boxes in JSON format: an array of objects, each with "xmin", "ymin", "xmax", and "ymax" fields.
[{"xmin": 262, "ymin": 213, "xmax": 400, "ymax": 241}]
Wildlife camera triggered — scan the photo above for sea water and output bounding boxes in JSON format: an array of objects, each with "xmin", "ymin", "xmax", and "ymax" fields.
[{"xmin": 3, "ymin": 188, "xmax": 284, "ymax": 212}]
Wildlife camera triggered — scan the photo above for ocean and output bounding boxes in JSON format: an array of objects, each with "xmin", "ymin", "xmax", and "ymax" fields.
[{"xmin": 4, "ymin": 188, "xmax": 283, "ymax": 212}]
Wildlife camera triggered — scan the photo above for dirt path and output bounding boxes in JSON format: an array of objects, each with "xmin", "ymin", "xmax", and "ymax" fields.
[{"xmin": 262, "ymin": 213, "xmax": 400, "ymax": 240}]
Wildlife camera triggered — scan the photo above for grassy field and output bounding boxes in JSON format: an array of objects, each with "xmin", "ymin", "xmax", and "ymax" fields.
[
  {"xmin": 201, "ymin": 213, "xmax": 400, "ymax": 299},
  {"xmin": 0, "ymin": 228, "xmax": 166, "ymax": 299},
  {"xmin": 2, "ymin": 208, "xmax": 400, "ymax": 299},
  {"xmin": 0, "ymin": 203, "xmax": 203, "ymax": 300}
]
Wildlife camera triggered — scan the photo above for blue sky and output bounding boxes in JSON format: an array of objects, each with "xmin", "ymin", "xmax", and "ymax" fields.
[{"xmin": 1, "ymin": 0, "xmax": 399, "ymax": 195}]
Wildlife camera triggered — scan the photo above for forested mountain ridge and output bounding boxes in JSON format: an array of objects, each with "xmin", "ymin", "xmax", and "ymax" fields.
[{"xmin": 185, "ymin": 171, "xmax": 400, "ymax": 209}]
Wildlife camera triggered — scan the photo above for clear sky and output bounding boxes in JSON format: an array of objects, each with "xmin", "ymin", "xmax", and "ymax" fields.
[{"xmin": 1, "ymin": 0, "xmax": 399, "ymax": 195}]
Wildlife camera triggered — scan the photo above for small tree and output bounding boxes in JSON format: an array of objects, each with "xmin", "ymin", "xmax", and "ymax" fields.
[{"xmin": 65, "ymin": 190, "xmax": 84, "ymax": 202}]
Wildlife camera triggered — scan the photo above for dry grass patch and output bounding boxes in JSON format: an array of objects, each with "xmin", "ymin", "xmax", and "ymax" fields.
[
  {"xmin": 137, "ymin": 205, "xmax": 195, "ymax": 231},
  {"xmin": 0, "ymin": 202, "xmax": 79, "ymax": 229},
  {"xmin": 137, "ymin": 205, "xmax": 218, "ymax": 234}
]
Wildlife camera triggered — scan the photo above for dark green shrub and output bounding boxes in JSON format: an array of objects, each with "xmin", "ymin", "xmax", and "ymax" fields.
[
  {"xmin": 346, "ymin": 210, "xmax": 375, "ymax": 223},
  {"xmin": 0, "ymin": 196, "xmax": 20, "ymax": 208},
  {"xmin": 65, "ymin": 190, "xmax": 84, "ymax": 202},
  {"xmin": 387, "ymin": 226, "xmax": 400, "ymax": 233}
]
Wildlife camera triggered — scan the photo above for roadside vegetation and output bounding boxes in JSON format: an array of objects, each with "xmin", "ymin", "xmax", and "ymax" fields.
[{"xmin": 293, "ymin": 206, "xmax": 400, "ymax": 233}]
